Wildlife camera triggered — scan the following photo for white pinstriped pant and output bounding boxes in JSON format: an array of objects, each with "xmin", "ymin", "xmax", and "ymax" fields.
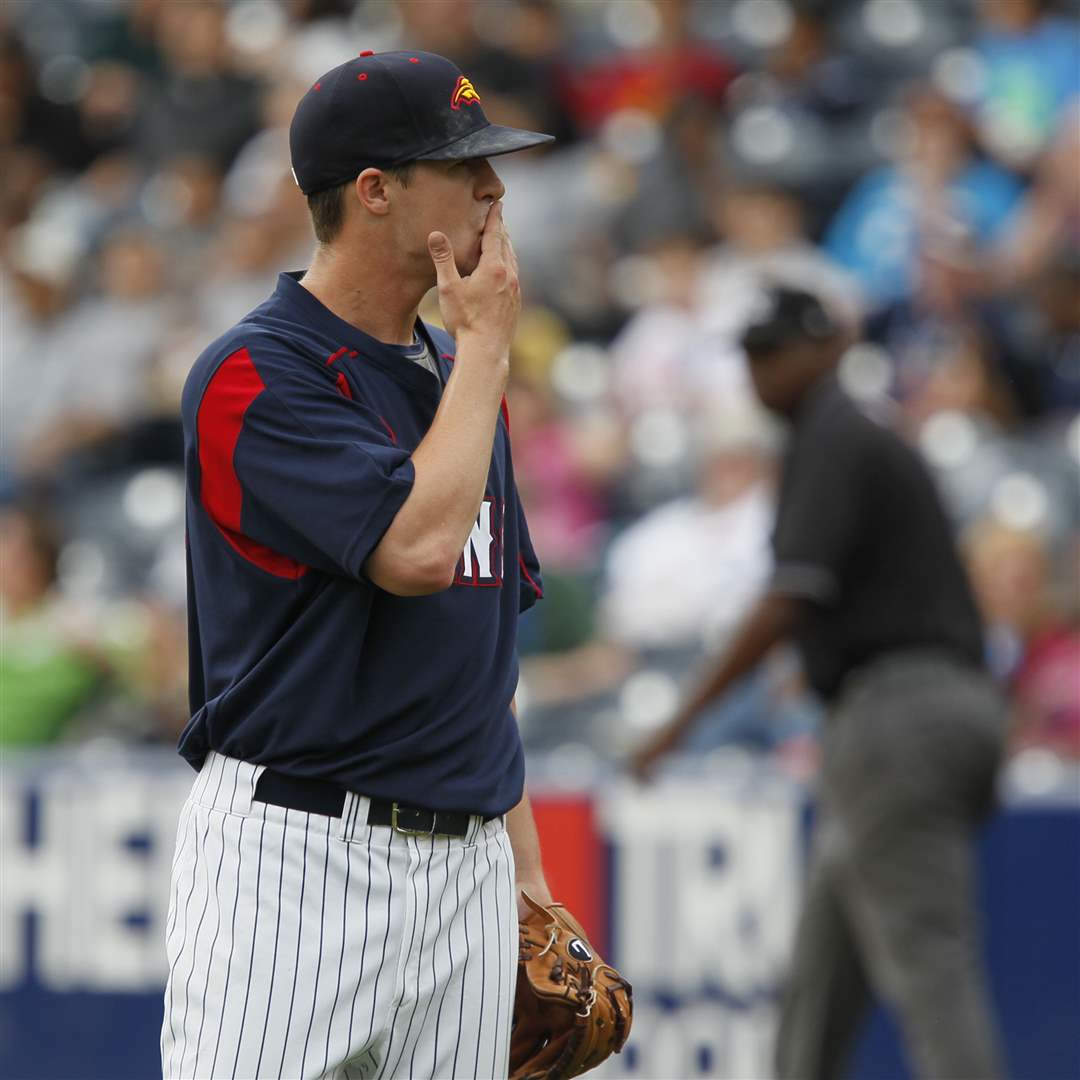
[{"xmin": 161, "ymin": 752, "xmax": 517, "ymax": 1079}]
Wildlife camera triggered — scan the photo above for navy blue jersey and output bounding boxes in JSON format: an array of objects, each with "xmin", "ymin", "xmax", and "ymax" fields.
[{"xmin": 178, "ymin": 272, "xmax": 542, "ymax": 816}]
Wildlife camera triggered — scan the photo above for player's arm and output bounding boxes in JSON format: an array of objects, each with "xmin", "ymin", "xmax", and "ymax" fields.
[
  {"xmin": 631, "ymin": 417, "xmax": 859, "ymax": 778},
  {"xmin": 629, "ymin": 592, "xmax": 804, "ymax": 780},
  {"xmin": 365, "ymin": 202, "xmax": 519, "ymax": 596},
  {"xmin": 506, "ymin": 696, "xmax": 553, "ymax": 917},
  {"xmin": 506, "ymin": 786, "xmax": 554, "ymax": 919}
]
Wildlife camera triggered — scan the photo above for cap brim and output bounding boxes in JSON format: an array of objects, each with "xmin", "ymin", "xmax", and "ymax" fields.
[{"xmin": 416, "ymin": 123, "xmax": 555, "ymax": 161}]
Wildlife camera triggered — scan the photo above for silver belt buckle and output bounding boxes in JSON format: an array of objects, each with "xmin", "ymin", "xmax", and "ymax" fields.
[{"xmin": 391, "ymin": 802, "xmax": 436, "ymax": 836}]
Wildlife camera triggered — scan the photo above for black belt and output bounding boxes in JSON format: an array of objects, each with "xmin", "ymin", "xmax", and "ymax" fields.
[{"xmin": 252, "ymin": 768, "xmax": 495, "ymax": 838}]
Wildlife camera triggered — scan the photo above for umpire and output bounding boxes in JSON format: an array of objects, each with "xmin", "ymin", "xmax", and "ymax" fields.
[{"xmin": 632, "ymin": 285, "xmax": 1007, "ymax": 1079}]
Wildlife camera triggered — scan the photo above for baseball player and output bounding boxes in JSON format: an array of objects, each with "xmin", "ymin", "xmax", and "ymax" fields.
[{"xmin": 161, "ymin": 51, "xmax": 558, "ymax": 1079}]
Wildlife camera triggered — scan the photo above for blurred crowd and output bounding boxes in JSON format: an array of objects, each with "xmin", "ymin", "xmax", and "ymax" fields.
[{"xmin": 2, "ymin": 0, "xmax": 1078, "ymax": 771}]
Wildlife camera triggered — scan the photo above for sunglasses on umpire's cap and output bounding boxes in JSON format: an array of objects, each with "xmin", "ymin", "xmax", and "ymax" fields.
[
  {"xmin": 740, "ymin": 285, "xmax": 839, "ymax": 355},
  {"xmin": 289, "ymin": 50, "xmax": 555, "ymax": 196}
]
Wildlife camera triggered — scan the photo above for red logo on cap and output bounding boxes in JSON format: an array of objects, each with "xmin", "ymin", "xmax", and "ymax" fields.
[{"xmin": 450, "ymin": 74, "xmax": 481, "ymax": 111}]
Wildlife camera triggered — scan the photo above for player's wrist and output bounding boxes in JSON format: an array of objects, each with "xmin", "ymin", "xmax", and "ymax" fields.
[
  {"xmin": 515, "ymin": 877, "xmax": 554, "ymax": 918},
  {"xmin": 454, "ymin": 330, "xmax": 512, "ymax": 368}
]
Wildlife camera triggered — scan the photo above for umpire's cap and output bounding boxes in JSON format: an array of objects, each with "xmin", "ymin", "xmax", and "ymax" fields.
[
  {"xmin": 290, "ymin": 51, "xmax": 555, "ymax": 196},
  {"xmin": 740, "ymin": 284, "xmax": 840, "ymax": 355}
]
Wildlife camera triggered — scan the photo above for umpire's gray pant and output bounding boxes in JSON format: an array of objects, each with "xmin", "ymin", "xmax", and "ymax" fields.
[{"xmin": 776, "ymin": 652, "xmax": 1007, "ymax": 1080}]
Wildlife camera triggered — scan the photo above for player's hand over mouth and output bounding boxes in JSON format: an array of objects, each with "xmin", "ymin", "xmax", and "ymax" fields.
[{"xmin": 428, "ymin": 200, "xmax": 520, "ymax": 364}]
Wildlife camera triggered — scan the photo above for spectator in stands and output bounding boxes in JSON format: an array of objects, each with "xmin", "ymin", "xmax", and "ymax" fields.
[
  {"xmin": 561, "ymin": 0, "xmax": 736, "ymax": 134},
  {"xmin": 610, "ymin": 180, "xmax": 860, "ymax": 430},
  {"xmin": 898, "ymin": 320, "xmax": 1017, "ymax": 433},
  {"xmin": 222, "ymin": 75, "xmax": 308, "ymax": 218},
  {"xmin": 608, "ymin": 232, "xmax": 729, "ymax": 421},
  {"xmin": 194, "ymin": 89, "xmax": 313, "ymax": 338},
  {"xmin": 0, "ymin": 143, "xmax": 54, "ymax": 234},
  {"xmin": 991, "ymin": 102, "xmax": 1080, "ymax": 290},
  {"xmin": 519, "ymin": 405, "xmax": 817, "ymax": 755},
  {"xmin": 964, "ymin": 518, "xmax": 1080, "ymax": 758},
  {"xmin": 278, "ymin": 0, "xmax": 364, "ymax": 83},
  {"xmin": 143, "ymin": 153, "xmax": 225, "ymax": 288},
  {"xmin": 825, "ymin": 86, "xmax": 1022, "ymax": 310},
  {"xmin": 0, "ymin": 505, "xmax": 106, "ymax": 745},
  {"xmin": 755, "ymin": 7, "xmax": 872, "ymax": 130},
  {"xmin": 971, "ymin": 0, "xmax": 1080, "ymax": 170},
  {"xmin": 71, "ymin": 60, "xmax": 142, "ymax": 162},
  {"xmin": 136, "ymin": 0, "xmax": 262, "ymax": 169},
  {"xmin": 723, "ymin": 6, "xmax": 877, "ymax": 219},
  {"xmin": 7, "ymin": 227, "xmax": 172, "ymax": 478},
  {"xmin": 1, "ymin": 31, "xmax": 104, "ymax": 175},
  {"xmin": 600, "ymin": 407, "xmax": 776, "ymax": 650},
  {"xmin": 897, "ymin": 317, "xmax": 1079, "ymax": 548},
  {"xmin": 85, "ymin": 0, "xmax": 167, "ymax": 76},
  {"xmin": 610, "ymin": 95, "xmax": 721, "ymax": 254},
  {"xmin": 1, "ymin": 218, "xmax": 82, "ymax": 466},
  {"xmin": 1012, "ymin": 618, "xmax": 1080, "ymax": 759},
  {"xmin": 489, "ymin": 0, "xmax": 579, "ymax": 145},
  {"xmin": 507, "ymin": 373, "xmax": 612, "ymax": 576},
  {"xmin": 867, "ymin": 222, "xmax": 1019, "ymax": 422},
  {"xmin": 194, "ymin": 213, "xmax": 293, "ymax": 341},
  {"xmin": 989, "ymin": 244, "xmax": 1080, "ymax": 423},
  {"xmin": 495, "ymin": 130, "xmax": 614, "ymax": 329},
  {"xmin": 701, "ymin": 177, "xmax": 863, "ymax": 337}
]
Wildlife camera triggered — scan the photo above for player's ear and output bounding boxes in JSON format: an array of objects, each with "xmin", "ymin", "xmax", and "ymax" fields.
[{"xmin": 355, "ymin": 168, "xmax": 393, "ymax": 217}]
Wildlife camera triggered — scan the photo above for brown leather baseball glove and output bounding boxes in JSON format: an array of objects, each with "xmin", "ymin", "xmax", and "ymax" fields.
[{"xmin": 510, "ymin": 891, "xmax": 633, "ymax": 1080}]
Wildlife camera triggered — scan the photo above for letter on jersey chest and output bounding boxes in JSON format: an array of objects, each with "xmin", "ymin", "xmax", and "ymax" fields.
[{"xmin": 456, "ymin": 499, "xmax": 504, "ymax": 587}]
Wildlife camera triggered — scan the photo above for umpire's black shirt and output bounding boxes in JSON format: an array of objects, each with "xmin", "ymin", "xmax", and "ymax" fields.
[{"xmin": 771, "ymin": 376, "xmax": 984, "ymax": 701}]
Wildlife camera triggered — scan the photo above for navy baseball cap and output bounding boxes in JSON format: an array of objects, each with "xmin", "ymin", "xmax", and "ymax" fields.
[
  {"xmin": 740, "ymin": 285, "xmax": 839, "ymax": 354},
  {"xmin": 289, "ymin": 50, "xmax": 555, "ymax": 196}
]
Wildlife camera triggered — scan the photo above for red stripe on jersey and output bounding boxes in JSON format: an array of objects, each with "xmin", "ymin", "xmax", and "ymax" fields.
[
  {"xmin": 326, "ymin": 346, "xmax": 348, "ymax": 365},
  {"xmin": 333, "ymin": 362, "xmax": 394, "ymax": 445},
  {"xmin": 216, "ymin": 524, "xmax": 308, "ymax": 579},
  {"xmin": 197, "ymin": 347, "xmax": 308, "ymax": 579},
  {"xmin": 518, "ymin": 553, "xmax": 542, "ymax": 598},
  {"xmin": 198, "ymin": 348, "xmax": 260, "ymax": 532},
  {"xmin": 378, "ymin": 415, "xmax": 397, "ymax": 443}
]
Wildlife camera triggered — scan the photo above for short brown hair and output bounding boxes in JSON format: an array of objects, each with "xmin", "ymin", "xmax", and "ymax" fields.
[{"xmin": 306, "ymin": 163, "xmax": 416, "ymax": 244}]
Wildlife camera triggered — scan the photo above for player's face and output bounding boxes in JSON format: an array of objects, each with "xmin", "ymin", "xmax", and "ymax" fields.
[{"xmin": 399, "ymin": 158, "xmax": 506, "ymax": 277}]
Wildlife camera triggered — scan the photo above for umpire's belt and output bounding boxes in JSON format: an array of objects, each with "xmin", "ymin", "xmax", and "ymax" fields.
[{"xmin": 253, "ymin": 768, "xmax": 496, "ymax": 838}]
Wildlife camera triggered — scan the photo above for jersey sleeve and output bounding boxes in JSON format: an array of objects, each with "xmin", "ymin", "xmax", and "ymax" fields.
[
  {"xmin": 196, "ymin": 352, "xmax": 414, "ymax": 581},
  {"xmin": 515, "ymin": 495, "xmax": 544, "ymax": 613},
  {"xmin": 770, "ymin": 429, "xmax": 862, "ymax": 604}
]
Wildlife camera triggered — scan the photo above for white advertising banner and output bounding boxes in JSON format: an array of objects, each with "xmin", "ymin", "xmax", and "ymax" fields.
[{"xmin": 595, "ymin": 779, "xmax": 802, "ymax": 1078}]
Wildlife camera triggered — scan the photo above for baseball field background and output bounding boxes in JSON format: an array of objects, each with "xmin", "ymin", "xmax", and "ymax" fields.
[{"xmin": 2, "ymin": 0, "xmax": 1078, "ymax": 1078}]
